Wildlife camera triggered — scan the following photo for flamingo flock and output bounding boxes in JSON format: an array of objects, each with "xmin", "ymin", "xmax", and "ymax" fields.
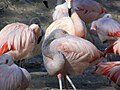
[{"xmin": 0, "ymin": 0, "xmax": 120, "ymax": 90}]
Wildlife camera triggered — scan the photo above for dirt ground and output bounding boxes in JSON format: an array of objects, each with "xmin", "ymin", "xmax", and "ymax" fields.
[{"xmin": 0, "ymin": 0, "xmax": 120, "ymax": 90}]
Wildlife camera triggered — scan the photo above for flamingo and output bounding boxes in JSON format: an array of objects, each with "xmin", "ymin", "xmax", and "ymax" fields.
[
  {"xmin": 53, "ymin": 0, "xmax": 107, "ymax": 23},
  {"xmin": 42, "ymin": 29, "xmax": 103, "ymax": 90},
  {"xmin": 90, "ymin": 14, "xmax": 120, "ymax": 44},
  {"xmin": 95, "ymin": 61, "xmax": 120, "ymax": 89},
  {"xmin": 45, "ymin": 11, "xmax": 87, "ymax": 39},
  {"xmin": 0, "ymin": 53, "xmax": 31, "ymax": 90},
  {"xmin": 0, "ymin": 22, "xmax": 43, "ymax": 61}
]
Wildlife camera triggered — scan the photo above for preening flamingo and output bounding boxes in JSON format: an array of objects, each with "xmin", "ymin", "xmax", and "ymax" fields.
[
  {"xmin": 95, "ymin": 61, "xmax": 120, "ymax": 89},
  {"xmin": 45, "ymin": 11, "xmax": 87, "ymax": 39},
  {"xmin": 42, "ymin": 29, "xmax": 103, "ymax": 90},
  {"xmin": 0, "ymin": 22, "xmax": 43, "ymax": 61},
  {"xmin": 53, "ymin": 0, "xmax": 107, "ymax": 23},
  {"xmin": 0, "ymin": 54, "xmax": 31, "ymax": 90}
]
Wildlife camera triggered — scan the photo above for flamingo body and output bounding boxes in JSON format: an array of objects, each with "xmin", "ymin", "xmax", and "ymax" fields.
[
  {"xmin": 0, "ymin": 22, "xmax": 43, "ymax": 60},
  {"xmin": 42, "ymin": 29, "xmax": 102, "ymax": 76},
  {"xmin": 90, "ymin": 14, "xmax": 120, "ymax": 43}
]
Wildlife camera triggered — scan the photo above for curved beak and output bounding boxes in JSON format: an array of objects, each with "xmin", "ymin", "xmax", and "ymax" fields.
[
  {"xmin": 43, "ymin": 0, "xmax": 49, "ymax": 8},
  {"xmin": 66, "ymin": 1, "xmax": 72, "ymax": 17}
]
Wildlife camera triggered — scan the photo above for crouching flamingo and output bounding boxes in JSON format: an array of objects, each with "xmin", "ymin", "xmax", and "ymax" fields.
[{"xmin": 42, "ymin": 29, "xmax": 103, "ymax": 90}]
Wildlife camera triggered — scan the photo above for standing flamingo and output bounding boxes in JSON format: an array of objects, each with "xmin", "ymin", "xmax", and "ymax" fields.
[
  {"xmin": 53, "ymin": 0, "xmax": 107, "ymax": 23},
  {"xmin": 42, "ymin": 29, "xmax": 103, "ymax": 90},
  {"xmin": 45, "ymin": 11, "xmax": 87, "ymax": 39},
  {"xmin": 0, "ymin": 53, "xmax": 31, "ymax": 90},
  {"xmin": 0, "ymin": 22, "xmax": 43, "ymax": 61},
  {"xmin": 95, "ymin": 61, "xmax": 120, "ymax": 89}
]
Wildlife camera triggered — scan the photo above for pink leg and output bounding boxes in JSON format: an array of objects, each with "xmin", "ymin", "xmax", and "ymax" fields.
[{"xmin": 57, "ymin": 73, "xmax": 62, "ymax": 90}]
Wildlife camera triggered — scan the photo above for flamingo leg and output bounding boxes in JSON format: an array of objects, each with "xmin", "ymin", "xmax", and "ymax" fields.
[
  {"xmin": 66, "ymin": 75, "xmax": 77, "ymax": 90},
  {"xmin": 64, "ymin": 76, "xmax": 68, "ymax": 90},
  {"xmin": 57, "ymin": 73, "xmax": 62, "ymax": 90}
]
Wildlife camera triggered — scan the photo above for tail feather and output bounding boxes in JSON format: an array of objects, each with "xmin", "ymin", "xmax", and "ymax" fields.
[
  {"xmin": 0, "ymin": 42, "xmax": 15, "ymax": 56},
  {"xmin": 0, "ymin": 42, "xmax": 8, "ymax": 56}
]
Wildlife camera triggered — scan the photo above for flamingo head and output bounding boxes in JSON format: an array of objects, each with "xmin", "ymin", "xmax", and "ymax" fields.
[
  {"xmin": 43, "ymin": 0, "xmax": 49, "ymax": 8},
  {"xmin": 30, "ymin": 24, "xmax": 44, "ymax": 44}
]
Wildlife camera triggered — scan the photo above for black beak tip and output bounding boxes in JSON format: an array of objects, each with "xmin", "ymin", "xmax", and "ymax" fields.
[
  {"xmin": 43, "ymin": 1, "xmax": 49, "ymax": 8},
  {"xmin": 68, "ymin": 8, "xmax": 71, "ymax": 17}
]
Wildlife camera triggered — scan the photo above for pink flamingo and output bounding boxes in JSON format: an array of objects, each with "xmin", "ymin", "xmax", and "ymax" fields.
[
  {"xmin": 0, "ymin": 22, "xmax": 43, "ymax": 61},
  {"xmin": 42, "ymin": 29, "xmax": 103, "ymax": 90}
]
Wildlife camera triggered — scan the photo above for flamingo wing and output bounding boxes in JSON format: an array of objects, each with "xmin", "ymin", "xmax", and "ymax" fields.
[{"xmin": 96, "ymin": 61, "xmax": 120, "ymax": 86}]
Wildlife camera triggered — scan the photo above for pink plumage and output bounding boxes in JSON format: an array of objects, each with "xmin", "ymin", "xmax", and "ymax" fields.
[{"xmin": 96, "ymin": 61, "xmax": 120, "ymax": 89}]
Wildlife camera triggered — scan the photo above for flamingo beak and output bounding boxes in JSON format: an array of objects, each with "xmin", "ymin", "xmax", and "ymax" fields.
[
  {"xmin": 43, "ymin": 0, "xmax": 49, "ymax": 8},
  {"xmin": 67, "ymin": 1, "xmax": 72, "ymax": 17}
]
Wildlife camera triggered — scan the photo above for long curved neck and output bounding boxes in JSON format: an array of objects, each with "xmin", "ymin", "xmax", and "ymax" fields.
[
  {"xmin": 42, "ymin": 34, "xmax": 55, "ymax": 58},
  {"xmin": 42, "ymin": 34, "xmax": 65, "ymax": 75}
]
